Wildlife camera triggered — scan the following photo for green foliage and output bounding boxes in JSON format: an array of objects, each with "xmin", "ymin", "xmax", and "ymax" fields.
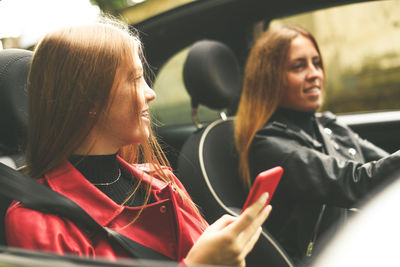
[{"xmin": 90, "ymin": 0, "xmax": 131, "ymax": 15}]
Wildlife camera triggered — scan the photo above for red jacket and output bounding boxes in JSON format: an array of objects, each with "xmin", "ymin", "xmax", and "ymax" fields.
[{"xmin": 6, "ymin": 157, "xmax": 207, "ymax": 261}]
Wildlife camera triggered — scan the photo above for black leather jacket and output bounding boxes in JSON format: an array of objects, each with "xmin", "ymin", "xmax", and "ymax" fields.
[{"xmin": 249, "ymin": 108, "xmax": 400, "ymax": 264}]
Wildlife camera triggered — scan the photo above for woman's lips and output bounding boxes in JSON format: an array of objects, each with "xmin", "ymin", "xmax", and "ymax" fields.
[
  {"xmin": 304, "ymin": 87, "xmax": 320, "ymax": 95},
  {"xmin": 142, "ymin": 111, "xmax": 149, "ymax": 117}
]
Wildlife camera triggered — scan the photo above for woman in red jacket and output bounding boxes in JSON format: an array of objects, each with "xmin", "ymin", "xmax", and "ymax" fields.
[{"xmin": 5, "ymin": 19, "xmax": 271, "ymax": 266}]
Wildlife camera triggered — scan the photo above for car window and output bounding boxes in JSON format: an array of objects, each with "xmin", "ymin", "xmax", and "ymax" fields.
[
  {"xmin": 270, "ymin": 0, "xmax": 400, "ymax": 114},
  {"xmin": 150, "ymin": 47, "xmax": 220, "ymax": 126}
]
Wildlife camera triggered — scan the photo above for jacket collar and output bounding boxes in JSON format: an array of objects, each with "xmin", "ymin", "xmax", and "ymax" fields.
[
  {"xmin": 264, "ymin": 121, "xmax": 324, "ymax": 150},
  {"xmin": 44, "ymin": 156, "xmax": 168, "ymax": 226},
  {"xmin": 265, "ymin": 111, "xmax": 341, "ymax": 154}
]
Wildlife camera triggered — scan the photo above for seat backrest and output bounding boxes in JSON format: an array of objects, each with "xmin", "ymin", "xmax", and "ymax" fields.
[
  {"xmin": 178, "ymin": 118, "xmax": 245, "ymax": 221},
  {"xmin": 177, "ymin": 40, "xmax": 294, "ymax": 267},
  {"xmin": 0, "ymin": 49, "xmax": 32, "ymax": 169},
  {"xmin": 0, "ymin": 48, "xmax": 32, "ymax": 245}
]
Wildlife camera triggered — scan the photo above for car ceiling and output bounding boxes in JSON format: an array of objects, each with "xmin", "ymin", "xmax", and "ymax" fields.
[{"xmin": 133, "ymin": 0, "xmax": 367, "ymax": 72}]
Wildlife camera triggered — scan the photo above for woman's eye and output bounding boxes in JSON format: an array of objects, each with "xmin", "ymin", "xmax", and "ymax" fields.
[
  {"xmin": 313, "ymin": 57, "xmax": 322, "ymax": 67},
  {"xmin": 291, "ymin": 64, "xmax": 304, "ymax": 70},
  {"xmin": 314, "ymin": 60, "xmax": 322, "ymax": 68},
  {"xmin": 129, "ymin": 75, "xmax": 142, "ymax": 83}
]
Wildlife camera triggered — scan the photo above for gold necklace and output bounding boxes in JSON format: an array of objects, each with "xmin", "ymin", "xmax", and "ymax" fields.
[{"xmin": 93, "ymin": 168, "xmax": 121, "ymax": 186}]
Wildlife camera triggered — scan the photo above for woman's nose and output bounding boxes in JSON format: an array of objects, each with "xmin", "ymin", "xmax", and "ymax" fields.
[
  {"xmin": 307, "ymin": 65, "xmax": 323, "ymax": 80},
  {"xmin": 145, "ymin": 84, "xmax": 156, "ymax": 102}
]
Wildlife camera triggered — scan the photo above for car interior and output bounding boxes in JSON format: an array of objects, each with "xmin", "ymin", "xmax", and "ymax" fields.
[
  {"xmin": 1, "ymin": 0, "xmax": 400, "ymax": 266},
  {"xmin": 134, "ymin": 1, "xmax": 400, "ymax": 264}
]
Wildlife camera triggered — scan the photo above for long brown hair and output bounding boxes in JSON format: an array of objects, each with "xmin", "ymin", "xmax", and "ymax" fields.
[
  {"xmin": 234, "ymin": 25, "xmax": 324, "ymax": 189},
  {"xmin": 26, "ymin": 18, "xmax": 206, "ymax": 227}
]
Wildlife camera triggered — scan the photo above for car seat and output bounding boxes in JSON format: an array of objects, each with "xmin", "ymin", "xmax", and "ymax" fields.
[
  {"xmin": 177, "ymin": 40, "xmax": 294, "ymax": 266},
  {"xmin": 178, "ymin": 40, "xmax": 243, "ymax": 221},
  {"xmin": 0, "ymin": 49, "xmax": 32, "ymax": 169},
  {"xmin": 0, "ymin": 48, "xmax": 32, "ymax": 245}
]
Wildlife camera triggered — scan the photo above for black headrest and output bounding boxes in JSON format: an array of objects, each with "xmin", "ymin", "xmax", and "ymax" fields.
[
  {"xmin": 183, "ymin": 40, "xmax": 241, "ymax": 110},
  {"xmin": 0, "ymin": 49, "xmax": 33, "ymax": 154}
]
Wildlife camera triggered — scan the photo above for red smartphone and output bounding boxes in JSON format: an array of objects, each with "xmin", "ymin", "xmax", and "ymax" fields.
[{"xmin": 241, "ymin": 166, "xmax": 283, "ymax": 213}]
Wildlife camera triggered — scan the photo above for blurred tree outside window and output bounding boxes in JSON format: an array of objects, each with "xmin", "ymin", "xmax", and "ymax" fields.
[{"xmin": 90, "ymin": 0, "xmax": 136, "ymax": 16}]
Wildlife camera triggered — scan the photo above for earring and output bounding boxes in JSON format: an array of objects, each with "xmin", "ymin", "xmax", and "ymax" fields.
[{"xmin": 89, "ymin": 111, "xmax": 97, "ymax": 117}]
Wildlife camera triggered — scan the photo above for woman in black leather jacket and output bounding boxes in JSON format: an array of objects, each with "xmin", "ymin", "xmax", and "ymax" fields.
[{"xmin": 234, "ymin": 25, "xmax": 400, "ymax": 264}]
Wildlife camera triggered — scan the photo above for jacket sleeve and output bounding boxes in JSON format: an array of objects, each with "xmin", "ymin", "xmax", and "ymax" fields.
[
  {"xmin": 5, "ymin": 202, "xmax": 104, "ymax": 257},
  {"xmin": 353, "ymin": 132, "xmax": 390, "ymax": 161},
  {"xmin": 250, "ymin": 134, "xmax": 400, "ymax": 208},
  {"xmin": 333, "ymin": 116, "xmax": 390, "ymax": 161}
]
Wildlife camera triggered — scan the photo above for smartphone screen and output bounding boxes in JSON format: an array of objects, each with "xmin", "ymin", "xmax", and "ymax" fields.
[{"xmin": 241, "ymin": 166, "xmax": 283, "ymax": 212}]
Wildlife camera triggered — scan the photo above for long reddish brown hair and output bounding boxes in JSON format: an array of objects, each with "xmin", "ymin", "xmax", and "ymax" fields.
[
  {"xmin": 25, "ymin": 18, "xmax": 206, "ymax": 227},
  {"xmin": 234, "ymin": 25, "xmax": 324, "ymax": 189}
]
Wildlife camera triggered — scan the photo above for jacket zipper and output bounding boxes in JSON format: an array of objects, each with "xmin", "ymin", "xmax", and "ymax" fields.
[{"xmin": 306, "ymin": 204, "xmax": 326, "ymax": 257}]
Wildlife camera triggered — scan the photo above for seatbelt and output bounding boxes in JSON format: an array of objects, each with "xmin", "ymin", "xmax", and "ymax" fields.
[{"xmin": 0, "ymin": 162, "xmax": 173, "ymax": 262}]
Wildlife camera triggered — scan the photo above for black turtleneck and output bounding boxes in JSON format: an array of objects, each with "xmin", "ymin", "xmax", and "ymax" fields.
[{"xmin": 68, "ymin": 154, "xmax": 149, "ymax": 207}]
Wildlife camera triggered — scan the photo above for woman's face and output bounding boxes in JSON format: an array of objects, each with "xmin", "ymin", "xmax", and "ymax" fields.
[
  {"xmin": 280, "ymin": 35, "xmax": 324, "ymax": 112},
  {"xmin": 83, "ymin": 49, "xmax": 156, "ymax": 154}
]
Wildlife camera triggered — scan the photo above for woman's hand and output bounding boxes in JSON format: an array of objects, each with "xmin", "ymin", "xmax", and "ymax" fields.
[{"xmin": 185, "ymin": 193, "xmax": 272, "ymax": 267}]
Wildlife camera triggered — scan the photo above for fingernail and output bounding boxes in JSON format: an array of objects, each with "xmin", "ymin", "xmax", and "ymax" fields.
[{"xmin": 260, "ymin": 192, "xmax": 269, "ymax": 203}]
